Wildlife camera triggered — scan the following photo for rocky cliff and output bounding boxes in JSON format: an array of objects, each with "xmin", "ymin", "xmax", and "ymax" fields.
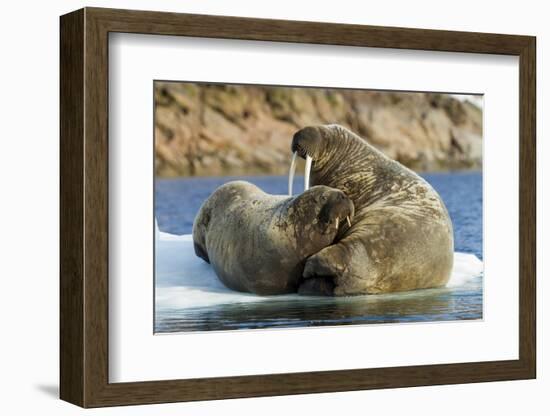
[{"xmin": 154, "ymin": 82, "xmax": 482, "ymax": 177}]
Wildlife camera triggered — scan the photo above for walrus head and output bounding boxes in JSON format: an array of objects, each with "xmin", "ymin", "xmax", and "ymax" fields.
[
  {"xmin": 289, "ymin": 125, "xmax": 352, "ymax": 195},
  {"xmin": 291, "ymin": 125, "xmax": 326, "ymax": 160},
  {"xmin": 293, "ymin": 185, "xmax": 355, "ymax": 235}
]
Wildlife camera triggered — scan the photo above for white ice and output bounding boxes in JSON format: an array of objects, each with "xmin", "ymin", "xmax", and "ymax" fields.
[{"xmin": 155, "ymin": 229, "xmax": 483, "ymax": 310}]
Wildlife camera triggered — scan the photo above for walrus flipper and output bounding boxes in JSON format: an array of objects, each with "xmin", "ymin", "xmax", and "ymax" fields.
[
  {"xmin": 298, "ymin": 277, "xmax": 335, "ymax": 296},
  {"xmin": 193, "ymin": 242, "xmax": 210, "ymax": 263}
]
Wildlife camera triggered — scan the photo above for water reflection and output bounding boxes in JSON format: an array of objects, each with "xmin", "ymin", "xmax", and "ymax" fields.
[{"xmin": 156, "ymin": 277, "xmax": 482, "ymax": 333}]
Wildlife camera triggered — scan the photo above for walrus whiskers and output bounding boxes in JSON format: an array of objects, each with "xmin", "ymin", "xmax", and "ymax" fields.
[
  {"xmin": 305, "ymin": 154, "xmax": 313, "ymax": 190},
  {"xmin": 288, "ymin": 151, "xmax": 297, "ymax": 196}
]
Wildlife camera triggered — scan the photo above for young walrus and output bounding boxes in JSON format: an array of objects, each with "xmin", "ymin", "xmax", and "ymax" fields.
[{"xmin": 193, "ymin": 181, "xmax": 354, "ymax": 296}]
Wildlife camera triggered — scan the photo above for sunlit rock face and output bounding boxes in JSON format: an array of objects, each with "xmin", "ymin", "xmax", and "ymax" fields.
[{"xmin": 154, "ymin": 83, "xmax": 482, "ymax": 177}]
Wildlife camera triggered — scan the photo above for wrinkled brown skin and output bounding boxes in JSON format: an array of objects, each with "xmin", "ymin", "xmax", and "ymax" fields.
[
  {"xmin": 292, "ymin": 125, "xmax": 454, "ymax": 295},
  {"xmin": 193, "ymin": 181, "xmax": 354, "ymax": 296}
]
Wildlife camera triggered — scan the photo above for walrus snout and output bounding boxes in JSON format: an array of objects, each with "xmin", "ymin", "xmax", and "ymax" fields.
[
  {"xmin": 289, "ymin": 126, "xmax": 325, "ymax": 195},
  {"xmin": 291, "ymin": 126, "xmax": 323, "ymax": 159},
  {"xmin": 334, "ymin": 192, "xmax": 355, "ymax": 229},
  {"xmin": 318, "ymin": 190, "xmax": 355, "ymax": 232}
]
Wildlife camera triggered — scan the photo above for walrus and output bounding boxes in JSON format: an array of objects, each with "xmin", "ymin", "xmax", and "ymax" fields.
[
  {"xmin": 193, "ymin": 181, "xmax": 354, "ymax": 296},
  {"xmin": 289, "ymin": 124, "xmax": 454, "ymax": 296}
]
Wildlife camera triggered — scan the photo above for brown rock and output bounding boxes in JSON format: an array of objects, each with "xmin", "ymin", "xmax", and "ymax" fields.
[{"xmin": 154, "ymin": 82, "xmax": 483, "ymax": 177}]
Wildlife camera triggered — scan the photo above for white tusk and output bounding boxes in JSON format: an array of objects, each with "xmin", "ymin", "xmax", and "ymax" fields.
[
  {"xmin": 335, "ymin": 217, "xmax": 339, "ymax": 229},
  {"xmin": 304, "ymin": 154, "xmax": 313, "ymax": 191},
  {"xmin": 288, "ymin": 151, "xmax": 297, "ymax": 196},
  {"xmin": 346, "ymin": 216, "xmax": 352, "ymax": 228}
]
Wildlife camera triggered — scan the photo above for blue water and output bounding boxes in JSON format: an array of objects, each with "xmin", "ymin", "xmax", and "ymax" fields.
[
  {"xmin": 155, "ymin": 172, "xmax": 483, "ymax": 332},
  {"xmin": 155, "ymin": 171, "xmax": 482, "ymax": 259}
]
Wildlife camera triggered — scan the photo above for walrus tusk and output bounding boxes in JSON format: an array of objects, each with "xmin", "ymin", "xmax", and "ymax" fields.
[
  {"xmin": 288, "ymin": 151, "xmax": 297, "ymax": 196},
  {"xmin": 346, "ymin": 216, "xmax": 352, "ymax": 228},
  {"xmin": 304, "ymin": 154, "xmax": 313, "ymax": 191},
  {"xmin": 335, "ymin": 217, "xmax": 339, "ymax": 229}
]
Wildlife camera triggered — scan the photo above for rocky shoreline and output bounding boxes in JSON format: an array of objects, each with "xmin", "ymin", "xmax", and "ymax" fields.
[{"xmin": 154, "ymin": 83, "xmax": 482, "ymax": 177}]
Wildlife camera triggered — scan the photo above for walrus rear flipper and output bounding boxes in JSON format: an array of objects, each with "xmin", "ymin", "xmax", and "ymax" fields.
[
  {"xmin": 298, "ymin": 277, "xmax": 335, "ymax": 296},
  {"xmin": 194, "ymin": 242, "xmax": 210, "ymax": 263}
]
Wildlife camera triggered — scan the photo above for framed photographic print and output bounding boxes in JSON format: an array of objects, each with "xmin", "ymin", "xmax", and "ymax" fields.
[{"xmin": 60, "ymin": 7, "xmax": 536, "ymax": 408}]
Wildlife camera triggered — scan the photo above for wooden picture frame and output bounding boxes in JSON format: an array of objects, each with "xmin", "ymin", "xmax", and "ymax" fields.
[{"xmin": 60, "ymin": 7, "xmax": 536, "ymax": 408}]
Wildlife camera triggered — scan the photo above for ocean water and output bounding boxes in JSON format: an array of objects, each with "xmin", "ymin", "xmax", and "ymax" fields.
[
  {"xmin": 156, "ymin": 171, "xmax": 482, "ymax": 258},
  {"xmin": 155, "ymin": 171, "xmax": 483, "ymax": 332}
]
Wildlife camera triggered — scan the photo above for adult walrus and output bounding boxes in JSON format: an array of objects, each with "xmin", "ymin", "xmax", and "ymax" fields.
[
  {"xmin": 193, "ymin": 180, "xmax": 354, "ymax": 296},
  {"xmin": 289, "ymin": 124, "xmax": 454, "ymax": 296}
]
